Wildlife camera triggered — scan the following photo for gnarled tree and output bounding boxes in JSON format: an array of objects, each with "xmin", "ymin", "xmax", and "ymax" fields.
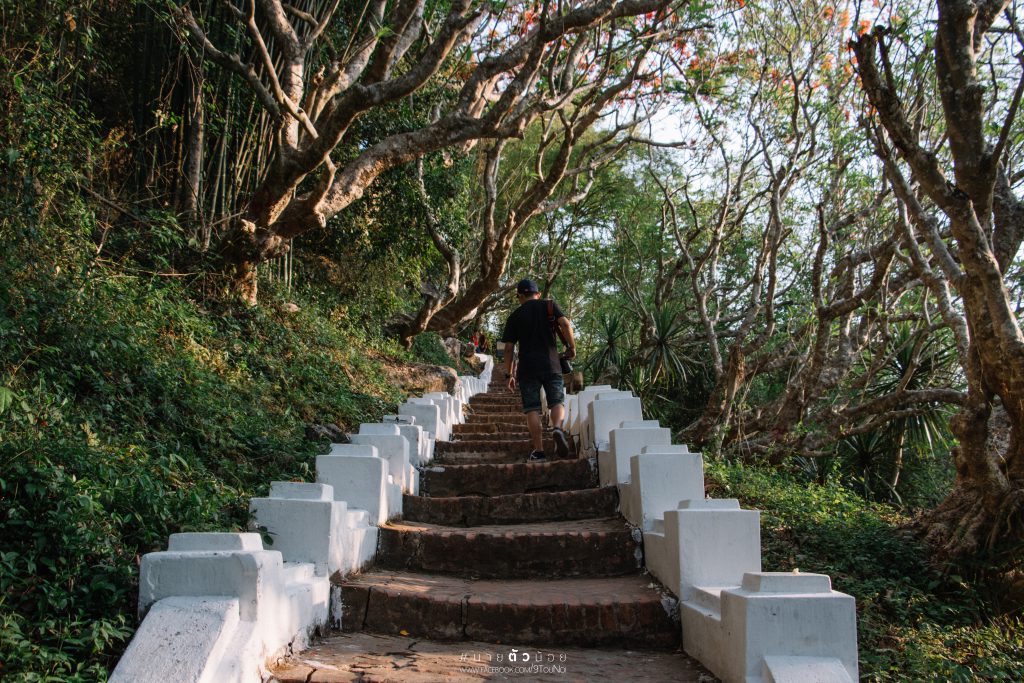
[
  {"xmin": 174, "ymin": 0, "xmax": 701, "ymax": 303},
  {"xmin": 853, "ymin": 0, "xmax": 1024, "ymax": 557},
  {"xmin": 390, "ymin": 74, "xmax": 651, "ymax": 346}
]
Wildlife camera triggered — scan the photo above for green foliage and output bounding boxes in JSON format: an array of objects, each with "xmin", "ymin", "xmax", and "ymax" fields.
[
  {"xmin": 835, "ymin": 323, "xmax": 959, "ymax": 508},
  {"xmin": 410, "ymin": 331, "xmax": 456, "ymax": 368},
  {"xmin": 641, "ymin": 306, "xmax": 693, "ymax": 383},
  {"xmin": 0, "ymin": 244, "xmax": 408, "ymax": 679},
  {"xmin": 0, "ymin": 80, "xmax": 406, "ymax": 675},
  {"xmin": 706, "ymin": 460, "xmax": 1023, "ymax": 681},
  {"xmin": 585, "ymin": 312, "xmax": 626, "ymax": 380}
]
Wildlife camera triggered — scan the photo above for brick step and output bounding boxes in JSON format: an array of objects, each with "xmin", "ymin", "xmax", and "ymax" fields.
[
  {"xmin": 447, "ymin": 430, "xmax": 535, "ymax": 441},
  {"xmin": 452, "ymin": 422, "xmax": 534, "ymax": 436},
  {"xmin": 432, "ymin": 452, "xmax": 575, "ymax": 466},
  {"xmin": 402, "ymin": 487, "xmax": 619, "ymax": 526},
  {"xmin": 468, "ymin": 399, "xmax": 522, "ymax": 408},
  {"xmin": 464, "ymin": 413, "xmax": 529, "ymax": 424},
  {"xmin": 436, "ymin": 438, "xmax": 559, "ymax": 455},
  {"xmin": 339, "ymin": 571, "xmax": 680, "ymax": 649},
  {"xmin": 376, "ymin": 518, "xmax": 639, "ymax": 579},
  {"xmin": 467, "ymin": 405, "xmax": 531, "ymax": 416},
  {"xmin": 269, "ymin": 632, "xmax": 711, "ymax": 682},
  {"xmin": 470, "ymin": 395, "xmax": 522, "ymax": 404},
  {"xmin": 420, "ymin": 459, "xmax": 596, "ymax": 497}
]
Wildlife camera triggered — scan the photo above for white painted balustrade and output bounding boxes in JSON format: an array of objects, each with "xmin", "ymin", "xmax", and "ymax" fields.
[
  {"xmin": 111, "ymin": 355, "xmax": 494, "ymax": 682},
  {"xmin": 565, "ymin": 383, "xmax": 858, "ymax": 683}
]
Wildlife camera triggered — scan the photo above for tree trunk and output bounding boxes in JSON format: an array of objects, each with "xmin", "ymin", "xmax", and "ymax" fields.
[
  {"xmin": 217, "ymin": 217, "xmax": 292, "ymax": 305},
  {"xmin": 178, "ymin": 63, "xmax": 204, "ymax": 228},
  {"xmin": 851, "ymin": 0, "xmax": 1024, "ymax": 559}
]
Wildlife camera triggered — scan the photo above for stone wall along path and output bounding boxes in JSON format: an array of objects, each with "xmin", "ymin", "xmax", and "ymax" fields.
[{"xmin": 270, "ymin": 368, "xmax": 712, "ymax": 682}]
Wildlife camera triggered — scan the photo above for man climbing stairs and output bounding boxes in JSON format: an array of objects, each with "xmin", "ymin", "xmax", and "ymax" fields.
[{"xmin": 270, "ymin": 369, "xmax": 711, "ymax": 681}]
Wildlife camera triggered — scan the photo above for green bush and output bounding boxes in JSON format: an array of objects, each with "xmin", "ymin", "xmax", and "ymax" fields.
[
  {"xmin": 411, "ymin": 331, "xmax": 457, "ymax": 368},
  {"xmin": 0, "ymin": 205, "xmax": 410, "ymax": 679}
]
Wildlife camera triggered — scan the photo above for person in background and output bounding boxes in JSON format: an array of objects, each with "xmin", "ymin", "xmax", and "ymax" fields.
[{"xmin": 500, "ymin": 279, "xmax": 576, "ymax": 462}]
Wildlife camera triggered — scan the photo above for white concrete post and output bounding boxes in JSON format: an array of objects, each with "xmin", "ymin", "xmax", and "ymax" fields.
[
  {"xmin": 423, "ymin": 392, "xmax": 458, "ymax": 428},
  {"xmin": 625, "ymin": 449, "xmax": 704, "ymax": 530},
  {"xmin": 601, "ymin": 425, "xmax": 671, "ymax": 487},
  {"xmin": 384, "ymin": 415, "xmax": 429, "ymax": 465},
  {"xmin": 249, "ymin": 482, "xmax": 345, "ymax": 577},
  {"xmin": 117, "ymin": 532, "xmax": 330, "ymax": 683},
  {"xmin": 620, "ymin": 419, "xmax": 663, "ymax": 429},
  {"xmin": 398, "ymin": 401, "xmax": 441, "ymax": 440},
  {"xmin": 137, "ymin": 533, "xmax": 278, "ymax": 622},
  {"xmin": 351, "ymin": 426, "xmax": 411, "ymax": 491},
  {"xmin": 406, "ymin": 398, "xmax": 449, "ymax": 441},
  {"xmin": 589, "ymin": 395, "xmax": 642, "ymax": 453},
  {"xmin": 110, "ymin": 596, "xmax": 242, "ymax": 683},
  {"xmin": 671, "ymin": 499, "xmax": 761, "ymax": 601},
  {"xmin": 572, "ymin": 384, "xmax": 614, "ymax": 446},
  {"xmin": 719, "ymin": 573, "xmax": 859, "ymax": 683},
  {"xmin": 315, "ymin": 448, "xmax": 390, "ymax": 525}
]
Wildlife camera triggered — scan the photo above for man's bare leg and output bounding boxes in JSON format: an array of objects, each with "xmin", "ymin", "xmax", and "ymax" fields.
[
  {"xmin": 549, "ymin": 403, "xmax": 570, "ymax": 458},
  {"xmin": 528, "ymin": 404, "xmax": 566, "ymax": 454},
  {"xmin": 549, "ymin": 403, "xmax": 565, "ymax": 430},
  {"xmin": 527, "ymin": 410, "xmax": 544, "ymax": 453}
]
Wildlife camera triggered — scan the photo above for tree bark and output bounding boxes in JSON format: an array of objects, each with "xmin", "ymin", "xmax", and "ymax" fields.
[
  {"xmin": 854, "ymin": 0, "xmax": 1024, "ymax": 558},
  {"xmin": 178, "ymin": 62, "xmax": 204, "ymax": 229}
]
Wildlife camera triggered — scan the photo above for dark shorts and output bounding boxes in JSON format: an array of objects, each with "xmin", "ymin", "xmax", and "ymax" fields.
[{"xmin": 519, "ymin": 373, "xmax": 565, "ymax": 413}]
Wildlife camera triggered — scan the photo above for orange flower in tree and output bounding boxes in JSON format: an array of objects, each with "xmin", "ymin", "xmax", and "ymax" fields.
[
  {"xmin": 857, "ymin": 19, "xmax": 871, "ymax": 36},
  {"xmin": 837, "ymin": 8, "xmax": 850, "ymax": 29},
  {"xmin": 823, "ymin": 6, "xmax": 834, "ymax": 20}
]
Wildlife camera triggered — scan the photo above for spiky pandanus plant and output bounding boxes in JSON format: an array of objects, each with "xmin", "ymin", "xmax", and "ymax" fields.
[{"xmin": 839, "ymin": 324, "xmax": 959, "ymax": 504}]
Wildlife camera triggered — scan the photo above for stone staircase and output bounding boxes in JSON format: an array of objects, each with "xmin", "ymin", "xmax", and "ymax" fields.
[
  {"xmin": 115, "ymin": 354, "xmax": 855, "ymax": 682},
  {"xmin": 271, "ymin": 369, "xmax": 710, "ymax": 681}
]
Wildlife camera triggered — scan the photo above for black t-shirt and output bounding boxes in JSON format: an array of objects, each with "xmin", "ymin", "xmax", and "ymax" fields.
[{"xmin": 501, "ymin": 298, "xmax": 565, "ymax": 379}]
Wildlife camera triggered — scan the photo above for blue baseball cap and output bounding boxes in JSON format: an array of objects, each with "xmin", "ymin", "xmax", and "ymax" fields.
[{"xmin": 516, "ymin": 279, "xmax": 540, "ymax": 294}]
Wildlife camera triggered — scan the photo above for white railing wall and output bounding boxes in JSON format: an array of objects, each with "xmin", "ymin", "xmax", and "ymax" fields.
[
  {"xmin": 110, "ymin": 355, "xmax": 494, "ymax": 683},
  {"xmin": 565, "ymin": 388, "xmax": 859, "ymax": 683}
]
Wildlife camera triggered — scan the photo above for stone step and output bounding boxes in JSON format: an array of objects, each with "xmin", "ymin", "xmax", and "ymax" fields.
[
  {"xmin": 338, "ymin": 571, "xmax": 680, "ymax": 649},
  {"xmin": 448, "ymin": 430, "xmax": 535, "ymax": 441},
  {"xmin": 468, "ymin": 397, "xmax": 520, "ymax": 409},
  {"xmin": 269, "ymin": 632, "xmax": 712, "ymax": 682},
  {"xmin": 436, "ymin": 439, "xmax": 557, "ymax": 454},
  {"xmin": 467, "ymin": 402, "xmax": 524, "ymax": 413},
  {"xmin": 452, "ymin": 422, "xmax": 534, "ymax": 436},
  {"xmin": 464, "ymin": 412, "xmax": 529, "ymax": 424},
  {"xmin": 432, "ymin": 452, "xmax": 524, "ymax": 466},
  {"xmin": 433, "ymin": 451, "xmax": 572, "ymax": 466},
  {"xmin": 480, "ymin": 396, "xmax": 517, "ymax": 403},
  {"xmin": 435, "ymin": 439, "xmax": 570, "ymax": 462},
  {"xmin": 376, "ymin": 518, "xmax": 639, "ymax": 579},
  {"xmin": 402, "ymin": 487, "xmax": 619, "ymax": 526},
  {"xmin": 420, "ymin": 459, "xmax": 597, "ymax": 498},
  {"xmin": 470, "ymin": 395, "xmax": 522, "ymax": 405}
]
